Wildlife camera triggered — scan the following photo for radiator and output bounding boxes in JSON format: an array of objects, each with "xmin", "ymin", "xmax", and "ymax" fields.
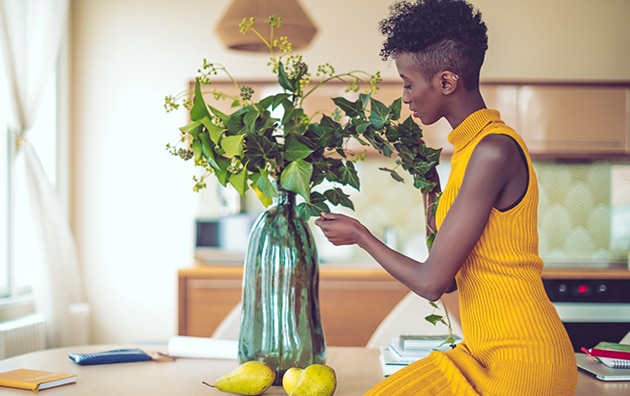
[{"xmin": 0, "ymin": 314, "xmax": 47, "ymax": 359}]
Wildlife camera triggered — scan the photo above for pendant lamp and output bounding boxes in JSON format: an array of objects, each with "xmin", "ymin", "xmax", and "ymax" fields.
[{"xmin": 215, "ymin": 0, "xmax": 317, "ymax": 52}]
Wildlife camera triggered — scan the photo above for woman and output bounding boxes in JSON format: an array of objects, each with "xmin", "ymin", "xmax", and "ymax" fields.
[{"xmin": 315, "ymin": 1, "xmax": 577, "ymax": 394}]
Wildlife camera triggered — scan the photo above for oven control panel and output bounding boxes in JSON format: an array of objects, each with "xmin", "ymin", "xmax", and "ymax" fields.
[{"xmin": 543, "ymin": 279, "xmax": 630, "ymax": 302}]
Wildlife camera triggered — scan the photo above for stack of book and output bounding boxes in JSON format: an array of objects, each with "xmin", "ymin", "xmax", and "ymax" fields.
[
  {"xmin": 379, "ymin": 334, "xmax": 462, "ymax": 377},
  {"xmin": 587, "ymin": 341, "xmax": 630, "ymax": 369}
]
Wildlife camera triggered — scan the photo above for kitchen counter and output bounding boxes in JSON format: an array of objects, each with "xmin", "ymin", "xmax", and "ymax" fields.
[{"xmin": 542, "ymin": 266, "xmax": 630, "ymax": 280}]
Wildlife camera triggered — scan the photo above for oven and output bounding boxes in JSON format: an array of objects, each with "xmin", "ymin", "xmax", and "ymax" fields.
[{"xmin": 543, "ymin": 274, "xmax": 630, "ymax": 352}]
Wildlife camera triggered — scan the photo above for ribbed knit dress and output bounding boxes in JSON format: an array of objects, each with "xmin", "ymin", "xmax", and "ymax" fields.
[{"xmin": 365, "ymin": 109, "xmax": 577, "ymax": 395}]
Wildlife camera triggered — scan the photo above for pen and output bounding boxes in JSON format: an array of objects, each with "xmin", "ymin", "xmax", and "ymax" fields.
[{"xmin": 581, "ymin": 347, "xmax": 601, "ymax": 363}]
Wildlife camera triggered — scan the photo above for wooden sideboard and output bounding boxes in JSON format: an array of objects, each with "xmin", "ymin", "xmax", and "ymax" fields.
[
  {"xmin": 178, "ymin": 264, "xmax": 630, "ymax": 346},
  {"xmin": 178, "ymin": 264, "xmax": 414, "ymax": 346}
]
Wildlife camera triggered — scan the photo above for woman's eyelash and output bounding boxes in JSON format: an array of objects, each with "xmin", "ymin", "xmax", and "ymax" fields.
[{"xmin": 403, "ymin": 84, "xmax": 411, "ymax": 89}]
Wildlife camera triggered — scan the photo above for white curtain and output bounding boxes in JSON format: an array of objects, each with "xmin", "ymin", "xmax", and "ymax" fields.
[{"xmin": 0, "ymin": 0, "xmax": 90, "ymax": 347}]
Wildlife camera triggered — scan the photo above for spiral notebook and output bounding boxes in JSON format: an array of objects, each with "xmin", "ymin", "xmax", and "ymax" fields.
[
  {"xmin": 599, "ymin": 357, "xmax": 630, "ymax": 369},
  {"xmin": 576, "ymin": 353, "xmax": 630, "ymax": 381}
]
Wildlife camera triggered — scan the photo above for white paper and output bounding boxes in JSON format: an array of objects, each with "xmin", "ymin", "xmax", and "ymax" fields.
[{"xmin": 167, "ymin": 336, "xmax": 238, "ymax": 360}]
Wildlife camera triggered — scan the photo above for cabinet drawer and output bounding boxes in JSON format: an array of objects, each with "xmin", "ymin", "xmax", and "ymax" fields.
[
  {"xmin": 518, "ymin": 85, "xmax": 629, "ymax": 154},
  {"xmin": 319, "ymin": 279, "xmax": 408, "ymax": 346},
  {"xmin": 178, "ymin": 265, "xmax": 409, "ymax": 346}
]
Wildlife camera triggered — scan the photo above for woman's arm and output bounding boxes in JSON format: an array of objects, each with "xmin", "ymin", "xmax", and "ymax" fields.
[{"xmin": 315, "ymin": 134, "xmax": 525, "ymax": 301}]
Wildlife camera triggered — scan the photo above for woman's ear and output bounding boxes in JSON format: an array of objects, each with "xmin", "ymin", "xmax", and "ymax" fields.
[{"xmin": 439, "ymin": 71, "xmax": 459, "ymax": 94}]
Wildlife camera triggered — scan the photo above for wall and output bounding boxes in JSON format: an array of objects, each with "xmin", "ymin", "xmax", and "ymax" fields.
[{"xmin": 69, "ymin": 0, "xmax": 630, "ymax": 344}]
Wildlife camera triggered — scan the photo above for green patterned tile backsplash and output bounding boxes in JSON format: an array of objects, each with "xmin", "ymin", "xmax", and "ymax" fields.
[{"xmin": 537, "ymin": 163, "xmax": 613, "ymax": 262}]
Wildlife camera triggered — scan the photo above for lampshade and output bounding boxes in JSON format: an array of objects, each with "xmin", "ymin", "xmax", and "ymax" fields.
[{"xmin": 215, "ymin": 0, "xmax": 317, "ymax": 52}]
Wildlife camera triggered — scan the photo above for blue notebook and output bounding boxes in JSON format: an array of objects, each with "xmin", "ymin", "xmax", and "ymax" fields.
[{"xmin": 68, "ymin": 348, "xmax": 152, "ymax": 365}]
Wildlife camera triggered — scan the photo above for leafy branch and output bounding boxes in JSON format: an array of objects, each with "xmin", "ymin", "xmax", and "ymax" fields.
[
  {"xmin": 164, "ymin": 13, "xmax": 454, "ymax": 344},
  {"xmin": 164, "ymin": 15, "xmax": 441, "ymax": 221}
]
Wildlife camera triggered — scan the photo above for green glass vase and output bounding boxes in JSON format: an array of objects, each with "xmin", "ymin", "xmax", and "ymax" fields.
[{"xmin": 238, "ymin": 188, "xmax": 326, "ymax": 384}]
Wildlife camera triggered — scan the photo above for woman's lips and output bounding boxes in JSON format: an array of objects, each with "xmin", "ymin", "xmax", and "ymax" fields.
[{"xmin": 412, "ymin": 111, "xmax": 419, "ymax": 118}]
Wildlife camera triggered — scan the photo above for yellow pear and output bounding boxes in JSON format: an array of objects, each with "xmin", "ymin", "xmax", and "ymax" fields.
[
  {"xmin": 289, "ymin": 364, "xmax": 337, "ymax": 396},
  {"xmin": 282, "ymin": 367, "xmax": 304, "ymax": 394},
  {"xmin": 213, "ymin": 361, "xmax": 276, "ymax": 395}
]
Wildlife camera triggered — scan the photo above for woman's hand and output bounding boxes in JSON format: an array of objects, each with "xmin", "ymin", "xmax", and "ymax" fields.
[{"xmin": 314, "ymin": 212, "xmax": 366, "ymax": 246}]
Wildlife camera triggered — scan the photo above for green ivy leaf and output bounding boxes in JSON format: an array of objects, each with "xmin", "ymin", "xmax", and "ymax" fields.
[
  {"xmin": 338, "ymin": 161, "xmax": 360, "ymax": 190},
  {"xmin": 284, "ymin": 134, "xmax": 313, "ymax": 161},
  {"xmin": 225, "ymin": 107, "xmax": 250, "ymax": 135},
  {"xmin": 370, "ymin": 133, "xmax": 396, "ymax": 158},
  {"xmin": 296, "ymin": 192, "xmax": 329, "ymax": 219},
  {"xmin": 368, "ymin": 98, "xmax": 390, "ymax": 130},
  {"xmin": 179, "ymin": 119, "xmax": 202, "ymax": 137},
  {"xmin": 384, "ymin": 123, "xmax": 403, "ymax": 143},
  {"xmin": 277, "ymin": 62, "xmax": 295, "ymax": 92},
  {"xmin": 259, "ymin": 92, "xmax": 291, "ymax": 110},
  {"xmin": 221, "ymin": 134, "xmax": 245, "ymax": 157},
  {"xmin": 200, "ymin": 116, "xmax": 225, "ymax": 144},
  {"xmin": 388, "ymin": 97, "xmax": 402, "ymax": 121},
  {"xmin": 332, "ymin": 96, "xmax": 364, "ymax": 118},
  {"xmin": 313, "ymin": 116, "xmax": 344, "ymax": 148},
  {"xmin": 254, "ymin": 169, "xmax": 277, "ymax": 199},
  {"xmin": 281, "ymin": 159, "xmax": 313, "ymax": 202},
  {"xmin": 379, "ymin": 167, "xmax": 405, "ymax": 183},
  {"xmin": 191, "ymin": 141, "xmax": 202, "ymax": 163},
  {"xmin": 423, "ymin": 144, "xmax": 443, "ymax": 164},
  {"xmin": 424, "ymin": 314, "xmax": 443, "ymax": 326},
  {"xmin": 352, "ymin": 118, "xmax": 371, "ymax": 135},
  {"xmin": 246, "ymin": 134, "xmax": 279, "ymax": 170},
  {"xmin": 229, "ymin": 168, "xmax": 248, "ymax": 195},
  {"xmin": 190, "ymin": 79, "xmax": 209, "ymax": 121},
  {"xmin": 323, "ymin": 187, "xmax": 354, "ymax": 210},
  {"xmin": 243, "ymin": 106, "xmax": 262, "ymax": 133},
  {"xmin": 250, "ymin": 171, "xmax": 274, "ymax": 207},
  {"xmin": 358, "ymin": 93, "xmax": 371, "ymax": 109},
  {"xmin": 199, "ymin": 131, "xmax": 220, "ymax": 170},
  {"xmin": 214, "ymin": 156, "xmax": 230, "ymax": 186},
  {"xmin": 414, "ymin": 178, "xmax": 438, "ymax": 193},
  {"xmin": 398, "ymin": 116, "xmax": 424, "ymax": 139}
]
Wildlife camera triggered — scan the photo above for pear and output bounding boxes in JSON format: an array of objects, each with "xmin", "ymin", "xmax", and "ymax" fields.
[
  {"xmin": 213, "ymin": 360, "xmax": 276, "ymax": 395},
  {"xmin": 289, "ymin": 364, "xmax": 337, "ymax": 396},
  {"xmin": 282, "ymin": 367, "xmax": 304, "ymax": 394}
]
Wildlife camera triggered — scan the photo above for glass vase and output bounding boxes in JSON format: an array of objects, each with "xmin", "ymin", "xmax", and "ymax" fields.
[{"xmin": 238, "ymin": 188, "xmax": 326, "ymax": 384}]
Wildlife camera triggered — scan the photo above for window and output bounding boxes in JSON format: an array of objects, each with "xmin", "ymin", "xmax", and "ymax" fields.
[
  {"xmin": 0, "ymin": 58, "xmax": 10, "ymax": 297},
  {"xmin": 0, "ymin": 56, "xmax": 59, "ymax": 301}
]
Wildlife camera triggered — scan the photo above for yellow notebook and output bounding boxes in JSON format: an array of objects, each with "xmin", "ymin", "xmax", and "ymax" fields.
[{"xmin": 0, "ymin": 368, "xmax": 77, "ymax": 391}]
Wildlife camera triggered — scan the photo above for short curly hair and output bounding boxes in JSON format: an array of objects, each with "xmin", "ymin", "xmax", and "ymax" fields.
[{"xmin": 379, "ymin": 0, "xmax": 488, "ymax": 90}]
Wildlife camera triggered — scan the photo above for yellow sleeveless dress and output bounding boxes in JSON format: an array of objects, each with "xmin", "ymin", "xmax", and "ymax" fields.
[{"xmin": 365, "ymin": 109, "xmax": 577, "ymax": 395}]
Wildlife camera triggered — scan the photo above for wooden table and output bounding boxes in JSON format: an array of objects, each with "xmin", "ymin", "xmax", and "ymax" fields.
[{"xmin": 0, "ymin": 344, "xmax": 628, "ymax": 395}]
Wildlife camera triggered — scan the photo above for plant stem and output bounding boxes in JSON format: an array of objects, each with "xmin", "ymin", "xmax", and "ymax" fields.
[
  {"xmin": 441, "ymin": 299, "xmax": 453, "ymax": 340},
  {"xmin": 301, "ymin": 71, "xmax": 375, "ymax": 101}
]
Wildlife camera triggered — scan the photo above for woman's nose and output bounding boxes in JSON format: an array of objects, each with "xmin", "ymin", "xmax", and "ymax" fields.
[{"xmin": 401, "ymin": 90, "xmax": 411, "ymax": 104}]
